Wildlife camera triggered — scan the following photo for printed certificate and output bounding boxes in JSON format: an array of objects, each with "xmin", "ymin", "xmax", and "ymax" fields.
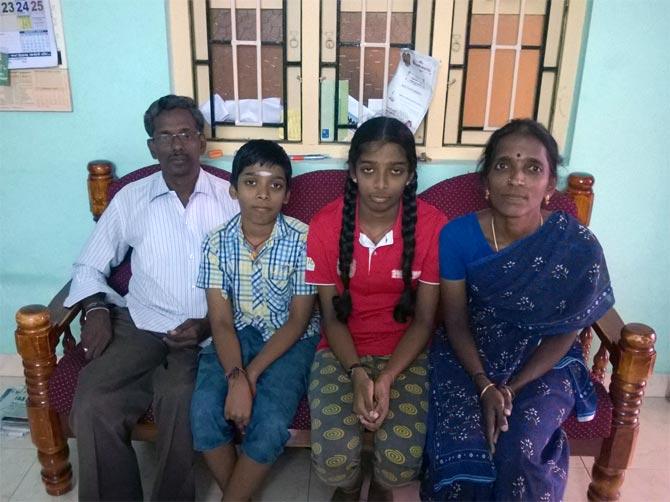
[{"xmin": 385, "ymin": 49, "xmax": 439, "ymax": 134}]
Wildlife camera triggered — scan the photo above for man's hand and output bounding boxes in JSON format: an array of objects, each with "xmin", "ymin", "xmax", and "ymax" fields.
[
  {"xmin": 224, "ymin": 374, "xmax": 253, "ymax": 431},
  {"xmin": 81, "ymin": 309, "xmax": 113, "ymax": 360},
  {"xmin": 165, "ymin": 318, "xmax": 209, "ymax": 349}
]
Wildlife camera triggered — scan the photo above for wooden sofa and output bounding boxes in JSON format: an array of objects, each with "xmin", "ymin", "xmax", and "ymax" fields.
[{"xmin": 15, "ymin": 161, "xmax": 656, "ymax": 500}]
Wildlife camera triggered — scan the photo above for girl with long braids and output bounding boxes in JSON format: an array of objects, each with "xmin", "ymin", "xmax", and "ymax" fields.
[{"xmin": 305, "ymin": 117, "xmax": 447, "ymax": 501}]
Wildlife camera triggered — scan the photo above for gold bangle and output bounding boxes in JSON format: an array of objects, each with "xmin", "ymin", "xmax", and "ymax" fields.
[
  {"xmin": 479, "ymin": 382, "xmax": 496, "ymax": 399},
  {"xmin": 502, "ymin": 384, "xmax": 516, "ymax": 400}
]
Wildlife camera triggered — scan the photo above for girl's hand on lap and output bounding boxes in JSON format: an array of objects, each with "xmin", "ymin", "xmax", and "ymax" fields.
[
  {"xmin": 351, "ymin": 369, "xmax": 377, "ymax": 425},
  {"xmin": 367, "ymin": 372, "xmax": 393, "ymax": 430}
]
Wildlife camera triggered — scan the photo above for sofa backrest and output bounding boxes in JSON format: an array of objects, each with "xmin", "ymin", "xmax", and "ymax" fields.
[
  {"xmin": 419, "ymin": 172, "xmax": 577, "ymax": 219},
  {"xmin": 283, "ymin": 169, "xmax": 348, "ymax": 222},
  {"xmin": 105, "ymin": 166, "xmax": 576, "ymax": 295}
]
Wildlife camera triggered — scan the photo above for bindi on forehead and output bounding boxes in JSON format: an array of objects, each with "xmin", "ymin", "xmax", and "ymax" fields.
[{"xmin": 516, "ymin": 152, "xmax": 521, "ymax": 158}]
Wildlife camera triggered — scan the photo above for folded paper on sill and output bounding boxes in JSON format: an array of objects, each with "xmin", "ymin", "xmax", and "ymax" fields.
[{"xmin": 200, "ymin": 94, "xmax": 283, "ymax": 125}]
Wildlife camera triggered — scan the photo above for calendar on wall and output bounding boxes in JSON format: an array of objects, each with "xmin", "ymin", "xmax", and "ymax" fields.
[
  {"xmin": 0, "ymin": 0, "xmax": 71, "ymax": 111},
  {"xmin": 0, "ymin": 0, "xmax": 58, "ymax": 69}
]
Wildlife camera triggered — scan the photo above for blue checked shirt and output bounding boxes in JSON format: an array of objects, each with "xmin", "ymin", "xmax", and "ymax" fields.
[{"xmin": 197, "ymin": 213, "xmax": 320, "ymax": 341}]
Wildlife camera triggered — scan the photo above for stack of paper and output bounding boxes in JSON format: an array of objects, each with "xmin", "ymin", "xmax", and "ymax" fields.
[{"xmin": 0, "ymin": 387, "xmax": 29, "ymax": 437}]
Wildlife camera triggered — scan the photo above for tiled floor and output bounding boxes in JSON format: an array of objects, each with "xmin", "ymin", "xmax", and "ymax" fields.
[{"xmin": 1, "ymin": 375, "xmax": 668, "ymax": 501}]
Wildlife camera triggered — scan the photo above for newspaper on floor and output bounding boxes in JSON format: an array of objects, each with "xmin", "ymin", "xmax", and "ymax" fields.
[{"xmin": 0, "ymin": 387, "xmax": 29, "ymax": 437}]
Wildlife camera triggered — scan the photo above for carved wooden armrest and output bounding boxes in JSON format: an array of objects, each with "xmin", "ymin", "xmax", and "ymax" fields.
[
  {"xmin": 46, "ymin": 281, "xmax": 80, "ymax": 352},
  {"xmin": 586, "ymin": 308, "xmax": 655, "ymax": 383},
  {"xmin": 584, "ymin": 309, "xmax": 656, "ymax": 500},
  {"xmin": 14, "ymin": 285, "xmax": 78, "ymax": 495},
  {"xmin": 15, "ymin": 282, "xmax": 79, "ymax": 372}
]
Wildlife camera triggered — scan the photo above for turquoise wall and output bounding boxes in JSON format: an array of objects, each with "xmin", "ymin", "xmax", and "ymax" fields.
[{"xmin": 1, "ymin": 1, "xmax": 667, "ymax": 372}]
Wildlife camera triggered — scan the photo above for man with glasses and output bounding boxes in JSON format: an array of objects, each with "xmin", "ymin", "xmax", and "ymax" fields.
[{"xmin": 64, "ymin": 95, "xmax": 239, "ymax": 500}]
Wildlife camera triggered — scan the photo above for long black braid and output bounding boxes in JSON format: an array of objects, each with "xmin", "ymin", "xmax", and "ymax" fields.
[
  {"xmin": 332, "ymin": 176, "xmax": 358, "ymax": 322},
  {"xmin": 393, "ymin": 174, "xmax": 418, "ymax": 323},
  {"xmin": 332, "ymin": 116, "xmax": 418, "ymax": 323}
]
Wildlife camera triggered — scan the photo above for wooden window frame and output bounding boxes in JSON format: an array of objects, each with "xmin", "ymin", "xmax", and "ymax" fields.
[{"xmin": 167, "ymin": 0, "xmax": 588, "ymax": 161}]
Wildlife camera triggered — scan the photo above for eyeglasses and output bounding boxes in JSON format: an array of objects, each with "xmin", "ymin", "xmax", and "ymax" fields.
[{"xmin": 151, "ymin": 130, "xmax": 200, "ymax": 147}]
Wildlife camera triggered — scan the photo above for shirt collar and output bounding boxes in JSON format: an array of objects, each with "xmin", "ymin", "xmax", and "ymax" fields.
[
  {"xmin": 149, "ymin": 167, "xmax": 211, "ymax": 201},
  {"xmin": 358, "ymin": 230, "xmax": 394, "ymax": 251},
  {"xmin": 235, "ymin": 212, "xmax": 289, "ymax": 251},
  {"xmin": 354, "ymin": 199, "xmax": 403, "ymax": 249}
]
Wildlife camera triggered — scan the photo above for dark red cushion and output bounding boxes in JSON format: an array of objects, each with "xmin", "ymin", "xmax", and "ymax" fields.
[
  {"xmin": 48, "ymin": 343, "xmax": 155, "ymax": 423},
  {"xmin": 290, "ymin": 396, "xmax": 311, "ymax": 430},
  {"xmin": 284, "ymin": 169, "xmax": 348, "ymax": 223},
  {"xmin": 561, "ymin": 380, "xmax": 612, "ymax": 440},
  {"xmin": 49, "ymin": 344, "xmax": 87, "ymax": 415},
  {"xmin": 418, "ymin": 172, "xmax": 577, "ymax": 220}
]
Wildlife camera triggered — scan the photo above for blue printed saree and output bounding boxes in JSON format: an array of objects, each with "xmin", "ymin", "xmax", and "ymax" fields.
[{"xmin": 422, "ymin": 211, "xmax": 614, "ymax": 501}]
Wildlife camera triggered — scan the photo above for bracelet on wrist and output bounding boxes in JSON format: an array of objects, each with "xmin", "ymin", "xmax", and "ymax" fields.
[
  {"xmin": 83, "ymin": 299, "xmax": 107, "ymax": 310},
  {"xmin": 225, "ymin": 366, "xmax": 247, "ymax": 381},
  {"xmin": 479, "ymin": 382, "xmax": 496, "ymax": 399},
  {"xmin": 500, "ymin": 384, "xmax": 516, "ymax": 401},
  {"xmin": 346, "ymin": 362, "xmax": 368, "ymax": 378},
  {"xmin": 83, "ymin": 305, "xmax": 109, "ymax": 321}
]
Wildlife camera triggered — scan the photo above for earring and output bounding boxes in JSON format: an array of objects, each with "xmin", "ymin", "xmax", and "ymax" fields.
[
  {"xmin": 484, "ymin": 189, "xmax": 490, "ymax": 201},
  {"xmin": 544, "ymin": 194, "xmax": 551, "ymax": 206}
]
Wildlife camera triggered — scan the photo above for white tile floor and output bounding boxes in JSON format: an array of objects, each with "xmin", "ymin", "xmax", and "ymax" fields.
[{"xmin": 1, "ymin": 375, "xmax": 668, "ymax": 501}]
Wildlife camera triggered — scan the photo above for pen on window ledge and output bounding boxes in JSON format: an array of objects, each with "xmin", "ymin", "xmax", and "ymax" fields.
[{"xmin": 289, "ymin": 154, "xmax": 329, "ymax": 161}]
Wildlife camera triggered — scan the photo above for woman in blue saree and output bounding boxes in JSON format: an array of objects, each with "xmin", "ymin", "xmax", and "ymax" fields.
[{"xmin": 422, "ymin": 119, "xmax": 614, "ymax": 501}]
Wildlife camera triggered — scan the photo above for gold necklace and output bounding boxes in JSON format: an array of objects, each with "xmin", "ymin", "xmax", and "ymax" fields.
[
  {"xmin": 246, "ymin": 237, "xmax": 269, "ymax": 260},
  {"xmin": 490, "ymin": 213, "xmax": 544, "ymax": 252}
]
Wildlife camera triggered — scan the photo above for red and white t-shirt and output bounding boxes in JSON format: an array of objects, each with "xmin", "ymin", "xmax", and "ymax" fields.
[{"xmin": 306, "ymin": 197, "xmax": 447, "ymax": 356}]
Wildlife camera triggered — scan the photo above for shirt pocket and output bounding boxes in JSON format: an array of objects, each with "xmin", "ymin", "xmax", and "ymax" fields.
[{"xmin": 267, "ymin": 263, "xmax": 291, "ymax": 307}]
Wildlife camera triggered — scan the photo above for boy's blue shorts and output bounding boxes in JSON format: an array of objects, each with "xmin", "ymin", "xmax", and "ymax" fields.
[{"xmin": 190, "ymin": 325, "xmax": 318, "ymax": 464}]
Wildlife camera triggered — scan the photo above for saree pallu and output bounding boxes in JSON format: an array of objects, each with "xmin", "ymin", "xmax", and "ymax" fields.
[{"xmin": 422, "ymin": 212, "xmax": 614, "ymax": 501}]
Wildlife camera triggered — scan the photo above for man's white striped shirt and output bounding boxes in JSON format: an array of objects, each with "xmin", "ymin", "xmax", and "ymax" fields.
[{"xmin": 64, "ymin": 168, "xmax": 239, "ymax": 333}]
